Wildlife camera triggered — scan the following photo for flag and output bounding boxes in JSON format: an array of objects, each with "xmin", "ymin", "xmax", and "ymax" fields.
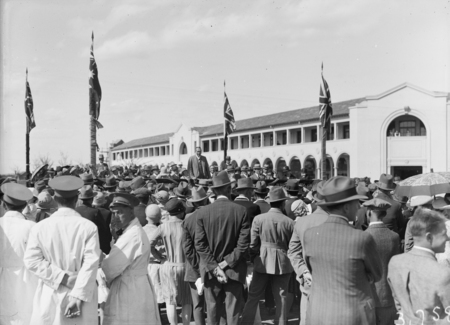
[
  {"xmin": 319, "ymin": 63, "xmax": 333, "ymax": 132},
  {"xmin": 25, "ymin": 68, "xmax": 36, "ymax": 133},
  {"xmin": 89, "ymin": 32, "xmax": 103, "ymax": 129},
  {"xmin": 224, "ymin": 89, "xmax": 236, "ymax": 135}
]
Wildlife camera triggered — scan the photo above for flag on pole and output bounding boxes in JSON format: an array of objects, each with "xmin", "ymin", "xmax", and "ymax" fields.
[
  {"xmin": 319, "ymin": 63, "xmax": 332, "ymax": 133},
  {"xmin": 25, "ymin": 68, "xmax": 36, "ymax": 133},
  {"xmin": 224, "ymin": 82, "xmax": 236, "ymax": 135},
  {"xmin": 89, "ymin": 32, "xmax": 103, "ymax": 129}
]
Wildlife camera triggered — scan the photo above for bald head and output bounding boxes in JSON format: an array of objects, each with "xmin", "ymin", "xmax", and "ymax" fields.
[{"xmin": 145, "ymin": 204, "xmax": 162, "ymax": 224}]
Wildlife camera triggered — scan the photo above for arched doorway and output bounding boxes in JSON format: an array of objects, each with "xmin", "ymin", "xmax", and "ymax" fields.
[
  {"xmin": 319, "ymin": 156, "xmax": 334, "ymax": 180},
  {"xmin": 384, "ymin": 114, "xmax": 427, "ymax": 179},
  {"xmin": 240, "ymin": 159, "xmax": 249, "ymax": 167},
  {"xmin": 179, "ymin": 142, "xmax": 188, "ymax": 155},
  {"xmin": 303, "ymin": 156, "xmax": 316, "ymax": 179},
  {"xmin": 275, "ymin": 157, "xmax": 286, "ymax": 174},
  {"xmin": 263, "ymin": 158, "xmax": 273, "ymax": 170},
  {"xmin": 337, "ymin": 154, "xmax": 350, "ymax": 176},
  {"xmin": 289, "ymin": 156, "xmax": 302, "ymax": 178},
  {"xmin": 251, "ymin": 159, "xmax": 260, "ymax": 167}
]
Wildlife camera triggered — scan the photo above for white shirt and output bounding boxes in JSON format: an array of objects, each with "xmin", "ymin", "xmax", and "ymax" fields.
[
  {"xmin": 413, "ymin": 245, "xmax": 436, "ymax": 256},
  {"xmin": 369, "ymin": 221, "xmax": 384, "ymax": 226}
]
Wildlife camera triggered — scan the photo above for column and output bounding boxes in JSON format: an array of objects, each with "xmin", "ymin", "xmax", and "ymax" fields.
[{"xmin": 287, "ymin": 129, "xmax": 291, "ymax": 145}]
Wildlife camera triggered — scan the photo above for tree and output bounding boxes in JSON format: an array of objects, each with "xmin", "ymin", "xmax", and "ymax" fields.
[
  {"xmin": 32, "ymin": 154, "xmax": 53, "ymax": 171},
  {"xmin": 58, "ymin": 151, "xmax": 72, "ymax": 166}
]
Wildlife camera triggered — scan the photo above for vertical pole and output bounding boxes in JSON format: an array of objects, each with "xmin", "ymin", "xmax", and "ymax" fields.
[
  {"xmin": 90, "ymin": 116, "xmax": 97, "ymax": 176},
  {"xmin": 321, "ymin": 127, "xmax": 327, "ymax": 180},
  {"xmin": 26, "ymin": 130, "xmax": 30, "ymax": 183}
]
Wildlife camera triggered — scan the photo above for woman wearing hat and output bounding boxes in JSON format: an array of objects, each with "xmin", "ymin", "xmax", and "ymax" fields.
[{"xmin": 149, "ymin": 198, "xmax": 192, "ymax": 325}]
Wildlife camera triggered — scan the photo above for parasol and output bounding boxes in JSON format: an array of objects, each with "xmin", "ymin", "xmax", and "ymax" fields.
[
  {"xmin": 30, "ymin": 164, "xmax": 48, "ymax": 183},
  {"xmin": 394, "ymin": 172, "xmax": 450, "ymax": 197}
]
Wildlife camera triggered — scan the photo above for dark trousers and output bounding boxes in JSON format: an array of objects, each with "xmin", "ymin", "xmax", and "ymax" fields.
[
  {"xmin": 240, "ymin": 272, "xmax": 291, "ymax": 325},
  {"xmin": 189, "ymin": 282, "xmax": 206, "ymax": 325},
  {"xmin": 204, "ymin": 276, "xmax": 245, "ymax": 325}
]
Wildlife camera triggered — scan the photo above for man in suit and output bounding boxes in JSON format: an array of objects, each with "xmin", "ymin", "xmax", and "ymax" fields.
[
  {"xmin": 195, "ymin": 171, "xmax": 250, "ymax": 325},
  {"xmin": 132, "ymin": 187, "xmax": 150, "ymax": 226},
  {"xmin": 285, "ymin": 179, "xmax": 300, "ymax": 220},
  {"xmin": 234, "ymin": 178, "xmax": 261, "ymax": 225},
  {"xmin": 92, "ymin": 191, "xmax": 112, "ymax": 228},
  {"xmin": 363, "ymin": 198, "xmax": 400, "ymax": 325},
  {"xmin": 187, "ymin": 147, "xmax": 211, "ymax": 181},
  {"xmin": 302, "ymin": 176, "xmax": 382, "ymax": 325},
  {"xmin": 388, "ymin": 208, "xmax": 450, "ymax": 324},
  {"xmin": 75, "ymin": 185, "xmax": 112, "ymax": 254},
  {"xmin": 288, "ymin": 181, "xmax": 329, "ymax": 325},
  {"xmin": 182, "ymin": 187, "xmax": 209, "ymax": 325},
  {"xmin": 253, "ymin": 181, "xmax": 270, "ymax": 214},
  {"xmin": 240, "ymin": 187, "xmax": 295, "ymax": 325},
  {"xmin": 250, "ymin": 164, "xmax": 265, "ymax": 184}
]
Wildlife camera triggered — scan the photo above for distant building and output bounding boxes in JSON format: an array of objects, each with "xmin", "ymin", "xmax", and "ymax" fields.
[{"xmin": 110, "ymin": 83, "xmax": 450, "ymax": 180}]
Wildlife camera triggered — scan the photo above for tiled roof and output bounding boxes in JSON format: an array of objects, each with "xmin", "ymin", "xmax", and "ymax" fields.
[
  {"xmin": 113, "ymin": 132, "xmax": 174, "ymax": 150},
  {"xmin": 193, "ymin": 97, "xmax": 364, "ymax": 136},
  {"xmin": 113, "ymin": 97, "xmax": 363, "ymax": 150}
]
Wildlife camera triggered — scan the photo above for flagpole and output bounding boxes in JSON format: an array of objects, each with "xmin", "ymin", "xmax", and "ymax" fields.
[
  {"xmin": 223, "ymin": 80, "xmax": 228, "ymax": 166},
  {"xmin": 25, "ymin": 68, "xmax": 31, "ymax": 183},
  {"xmin": 90, "ymin": 32, "xmax": 97, "ymax": 176},
  {"xmin": 321, "ymin": 127, "xmax": 326, "ymax": 180}
]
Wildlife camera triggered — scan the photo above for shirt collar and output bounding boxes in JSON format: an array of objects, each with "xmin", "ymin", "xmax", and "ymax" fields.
[
  {"xmin": 3, "ymin": 210, "xmax": 26, "ymax": 220},
  {"xmin": 217, "ymin": 195, "xmax": 228, "ymax": 200},
  {"xmin": 369, "ymin": 221, "xmax": 384, "ymax": 226},
  {"xmin": 413, "ymin": 245, "xmax": 436, "ymax": 256},
  {"xmin": 269, "ymin": 208, "xmax": 283, "ymax": 213},
  {"xmin": 235, "ymin": 194, "xmax": 249, "ymax": 201}
]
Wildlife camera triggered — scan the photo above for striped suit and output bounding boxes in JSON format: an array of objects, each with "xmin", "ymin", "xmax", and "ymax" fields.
[{"xmin": 303, "ymin": 215, "xmax": 382, "ymax": 325}]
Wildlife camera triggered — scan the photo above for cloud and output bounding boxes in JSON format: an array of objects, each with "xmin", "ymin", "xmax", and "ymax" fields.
[{"xmin": 95, "ymin": 31, "xmax": 159, "ymax": 59}]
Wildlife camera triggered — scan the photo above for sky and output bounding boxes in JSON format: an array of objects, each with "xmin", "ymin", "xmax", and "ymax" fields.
[{"xmin": 1, "ymin": 0, "xmax": 449, "ymax": 174}]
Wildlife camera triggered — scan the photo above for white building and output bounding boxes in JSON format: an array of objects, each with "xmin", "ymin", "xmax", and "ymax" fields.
[{"xmin": 110, "ymin": 83, "xmax": 450, "ymax": 180}]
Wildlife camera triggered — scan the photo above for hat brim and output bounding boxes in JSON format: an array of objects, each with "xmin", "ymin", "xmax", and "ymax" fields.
[
  {"xmin": 156, "ymin": 178, "xmax": 178, "ymax": 184},
  {"xmin": 235, "ymin": 186, "xmax": 255, "ymax": 190},
  {"xmin": 188, "ymin": 196, "xmax": 208, "ymax": 203},
  {"xmin": 210, "ymin": 181, "xmax": 232, "ymax": 189},
  {"xmin": 317, "ymin": 194, "xmax": 368, "ymax": 206},
  {"xmin": 267, "ymin": 197, "xmax": 287, "ymax": 203},
  {"xmin": 254, "ymin": 188, "xmax": 269, "ymax": 194},
  {"xmin": 376, "ymin": 183, "xmax": 396, "ymax": 191}
]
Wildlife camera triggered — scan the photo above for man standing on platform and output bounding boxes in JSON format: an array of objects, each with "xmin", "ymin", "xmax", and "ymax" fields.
[
  {"xmin": 195, "ymin": 171, "xmax": 250, "ymax": 325},
  {"xmin": 24, "ymin": 176, "xmax": 101, "ymax": 324},
  {"xmin": 188, "ymin": 147, "xmax": 211, "ymax": 181},
  {"xmin": 240, "ymin": 187, "xmax": 294, "ymax": 325}
]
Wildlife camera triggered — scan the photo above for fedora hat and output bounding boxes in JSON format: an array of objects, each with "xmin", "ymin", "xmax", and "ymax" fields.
[
  {"xmin": 103, "ymin": 176, "xmax": 118, "ymax": 189},
  {"xmin": 36, "ymin": 192, "xmax": 58, "ymax": 210},
  {"xmin": 235, "ymin": 178, "xmax": 254, "ymax": 190},
  {"xmin": 311, "ymin": 180, "xmax": 325, "ymax": 202},
  {"xmin": 211, "ymin": 171, "xmax": 232, "ymax": 189},
  {"xmin": 317, "ymin": 176, "xmax": 368, "ymax": 206},
  {"xmin": 254, "ymin": 181, "xmax": 269, "ymax": 194},
  {"xmin": 285, "ymin": 179, "xmax": 300, "ymax": 193},
  {"xmin": 267, "ymin": 187, "xmax": 287, "ymax": 203},
  {"xmin": 79, "ymin": 185, "xmax": 95, "ymax": 199},
  {"xmin": 174, "ymin": 182, "xmax": 191, "ymax": 198},
  {"xmin": 377, "ymin": 174, "xmax": 396, "ymax": 191},
  {"xmin": 226, "ymin": 165, "xmax": 235, "ymax": 173},
  {"xmin": 188, "ymin": 187, "xmax": 208, "ymax": 203},
  {"xmin": 253, "ymin": 164, "xmax": 262, "ymax": 170},
  {"xmin": 130, "ymin": 176, "xmax": 146, "ymax": 190}
]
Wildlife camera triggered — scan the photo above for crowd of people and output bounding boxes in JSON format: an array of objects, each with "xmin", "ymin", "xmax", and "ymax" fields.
[{"xmin": 1, "ymin": 148, "xmax": 450, "ymax": 325}]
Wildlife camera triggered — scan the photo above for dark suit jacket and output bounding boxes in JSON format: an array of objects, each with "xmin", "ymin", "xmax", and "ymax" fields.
[
  {"xmin": 365, "ymin": 223, "xmax": 400, "ymax": 307},
  {"xmin": 234, "ymin": 198, "xmax": 261, "ymax": 225},
  {"xmin": 187, "ymin": 155, "xmax": 211, "ymax": 179},
  {"xmin": 388, "ymin": 247, "xmax": 450, "ymax": 324},
  {"xmin": 182, "ymin": 210, "xmax": 202, "ymax": 282},
  {"xmin": 97, "ymin": 207, "xmax": 112, "ymax": 228},
  {"xmin": 253, "ymin": 199, "xmax": 270, "ymax": 214},
  {"xmin": 304, "ymin": 215, "xmax": 382, "ymax": 325},
  {"xmin": 194, "ymin": 197, "xmax": 250, "ymax": 284},
  {"xmin": 75, "ymin": 204, "xmax": 112, "ymax": 254}
]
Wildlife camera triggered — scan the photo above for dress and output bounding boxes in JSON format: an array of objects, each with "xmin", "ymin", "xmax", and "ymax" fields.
[
  {"xmin": 23, "ymin": 207, "xmax": 100, "ymax": 325},
  {"xmin": 0, "ymin": 211, "xmax": 38, "ymax": 325},
  {"xmin": 102, "ymin": 217, "xmax": 161, "ymax": 325},
  {"xmin": 149, "ymin": 216, "xmax": 192, "ymax": 306}
]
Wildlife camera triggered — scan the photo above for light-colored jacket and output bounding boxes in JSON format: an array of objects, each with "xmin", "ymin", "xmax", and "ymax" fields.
[{"xmin": 24, "ymin": 207, "xmax": 100, "ymax": 325}]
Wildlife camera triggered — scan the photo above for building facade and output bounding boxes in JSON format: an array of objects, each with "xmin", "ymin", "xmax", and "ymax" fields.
[{"xmin": 110, "ymin": 83, "xmax": 450, "ymax": 180}]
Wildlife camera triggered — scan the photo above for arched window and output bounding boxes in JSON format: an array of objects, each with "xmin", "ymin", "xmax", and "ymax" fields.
[
  {"xmin": 386, "ymin": 115, "xmax": 426, "ymax": 137},
  {"xmin": 180, "ymin": 142, "xmax": 188, "ymax": 155},
  {"xmin": 289, "ymin": 157, "xmax": 301, "ymax": 178}
]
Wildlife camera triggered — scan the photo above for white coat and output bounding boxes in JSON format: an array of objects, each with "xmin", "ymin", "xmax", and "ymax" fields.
[
  {"xmin": 0, "ymin": 211, "xmax": 38, "ymax": 325},
  {"xmin": 102, "ymin": 217, "xmax": 161, "ymax": 325},
  {"xmin": 24, "ymin": 207, "xmax": 100, "ymax": 325}
]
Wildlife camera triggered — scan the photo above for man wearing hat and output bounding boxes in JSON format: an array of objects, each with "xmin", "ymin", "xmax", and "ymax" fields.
[
  {"xmin": 301, "ymin": 176, "xmax": 382, "ymax": 325},
  {"xmin": 133, "ymin": 187, "xmax": 150, "ymax": 227},
  {"xmin": 388, "ymin": 208, "xmax": 450, "ymax": 324},
  {"xmin": 220, "ymin": 156, "xmax": 237, "ymax": 171},
  {"xmin": 0, "ymin": 183, "xmax": 38, "ymax": 325},
  {"xmin": 187, "ymin": 147, "xmax": 211, "ymax": 181},
  {"xmin": 240, "ymin": 187, "xmax": 295, "ymax": 325},
  {"xmin": 209, "ymin": 164, "xmax": 218, "ymax": 178},
  {"xmin": 182, "ymin": 187, "xmax": 210, "ymax": 325},
  {"xmin": 102, "ymin": 193, "xmax": 161, "ymax": 325},
  {"xmin": 75, "ymin": 185, "xmax": 112, "ymax": 254},
  {"xmin": 194, "ymin": 171, "xmax": 250, "ymax": 325},
  {"xmin": 254, "ymin": 181, "xmax": 270, "ymax": 214},
  {"xmin": 363, "ymin": 198, "xmax": 400, "ymax": 325},
  {"xmin": 24, "ymin": 176, "xmax": 101, "ymax": 324},
  {"xmin": 92, "ymin": 191, "xmax": 112, "ymax": 228},
  {"xmin": 250, "ymin": 164, "xmax": 265, "ymax": 183},
  {"xmin": 240, "ymin": 165, "xmax": 249, "ymax": 178},
  {"xmin": 234, "ymin": 178, "xmax": 261, "ymax": 225},
  {"xmin": 285, "ymin": 179, "xmax": 301, "ymax": 220}
]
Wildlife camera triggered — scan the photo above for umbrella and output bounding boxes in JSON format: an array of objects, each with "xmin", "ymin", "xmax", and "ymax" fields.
[
  {"xmin": 30, "ymin": 164, "xmax": 48, "ymax": 183},
  {"xmin": 394, "ymin": 172, "xmax": 450, "ymax": 197}
]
